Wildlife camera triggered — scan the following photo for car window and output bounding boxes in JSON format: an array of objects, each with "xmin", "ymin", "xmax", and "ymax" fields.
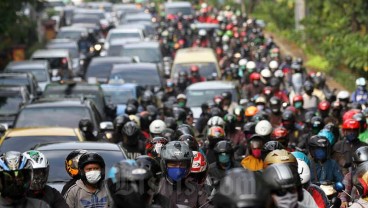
[
  {"xmin": 7, "ymin": 68, "xmax": 48, "ymax": 82},
  {"xmin": 110, "ymin": 69, "xmax": 161, "ymax": 86},
  {"xmin": 44, "ymin": 149, "xmax": 125, "ymax": 182},
  {"xmin": 121, "ymin": 47, "xmax": 161, "ymax": 63},
  {"xmin": 0, "ymin": 95, "xmax": 24, "ymax": 115},
  {"xmin": 166, "ymin": 7, "xmax": 192, "ymax": 15},
  {"xmin": 86, "ymin": 63, "xmax": 114, "ymax": 79},
  {"xmin": 0, "ymin": 136, "xmax": 79, "ymax": 153},
  {"xmin": 33, "ymin": 57, "xmax": 69, "ymax": 69},
  {"xmin": 173, "ymin": 62, "xmax": 217, "ymax": 78},
  {"xmin": 0, "ymin": 77, "xmax": 31, "ymax": 92},
  {"xmin": 186, "ymin": 88, "xmax": 238, "ymax": 107},
  {"xmin": 15, "ymin": 107, "xmax": 91, "ymax": 128},
  {"xmin": 56, "ymin": 31, "xmax": 82, "ymax": 40},
  {"xmin": 102, "ymin": 88, "xmax": 134, "ymax": 105},
  {"xmin": 107, "ymin": 45, "xmax": 123, "ymax": 56},
  {"xmin": 109, "ymin": 32, "xmax": 140, "ymax": 42}
]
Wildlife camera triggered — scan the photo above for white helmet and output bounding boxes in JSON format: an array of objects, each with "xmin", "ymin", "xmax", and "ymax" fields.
[
  {"xmin": 222, "ymin": 35, "xmax": 230, "ymax": 43},
  {"xmin": 356, "ymin": 77, "xmax": 366, "ymax": 86},
  {"xmin": 23, "ymin": 150, "xmax": 49, "ymax": 191},
  {"xmin": 269, "ymin": 60, "xmax": 279, "ymax": 70},
  {"xmin": 238, "ymin": 59, "xmax": 247, "ymax": 67},
  {"xmin": 261, "ymin": 68, "xmax": 272, "ymax": 78},
  {"xmin": 337, "ymin": 90, "xmax": 350, "ymax": 101},
  {"xmin": 274, "ymin": 69, "xmax": 284, "ymax": 78},
  {"xmin": 246, "ymin": 61, "xmax": 256, "ymax": 71},
  {"xmin": 199, "ymin": 29, "xmax": 207, "ymax": 37},
  {"xmin": 149, "ymin": 119, "xmax": 166, "ymax": 134},
  {"xmin": 207, "ymin": 116, "xmax": 225, "ymax": 128},
  {"xmin": 255, "ymin": 120, "xmax": 272, "ymax": 136},
  {"xmin": 296, "ymin": 158, "xmax": 310, "ymax": 184}
]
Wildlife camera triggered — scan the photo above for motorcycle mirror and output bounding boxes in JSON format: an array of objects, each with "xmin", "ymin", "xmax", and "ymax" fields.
[{"xmin": 334, "ymin": 182, "xmax": 345, "ymax": 192}]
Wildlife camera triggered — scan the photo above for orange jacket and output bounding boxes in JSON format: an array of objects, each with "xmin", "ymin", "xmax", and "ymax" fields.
[{"xmin": 241, "ymin": 155, "xmax": 264, "ymax": 171}]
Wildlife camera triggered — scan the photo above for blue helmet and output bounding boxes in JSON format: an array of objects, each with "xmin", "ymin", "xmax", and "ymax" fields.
[
  {"xmin": 318, "ymin": 129, "xmax": 336, "ymax": 145},
  {"xmin": 291, "ymin": 151, "xmax": 310, "ymax": 167}
]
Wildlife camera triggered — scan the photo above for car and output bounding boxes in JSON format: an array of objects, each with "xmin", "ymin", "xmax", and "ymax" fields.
[
  {"xmin": 164, "ymin": 1, "xmax": 194, "ymax": 17},
  {"xmin": 0, "ymin": 127, "xmax": 85, "ymax": 153},
  {"xmin": 0, "ymin": 72, "xmax": 41, "ymax": 98},
  {"xmin": 34, "ymin": 141, "xmax": 127, "ymax": 192},
  {"xmin": 31, "ymin": 49, "xmax": 73, "ymax": 80},
  {"xmin": 42, "ymin": 82, "xmax": 109, "ymax": 119},
  {"xmin": 171, "ymin": 47, "xmax": 221, "ymax": 80},
  {"xmin": 186, "ymin": 81, "xmax": 239, "ymax": 120},
  {"xmin": 46, "ymin": 39, "xmax": 81, "ymax": 75},
  {"xmin": 0, "ymin": 86, "xmax": 32, "ymax": 129},
  {"xmin": 4, "ymin": 60, "xmax": 51, "ymax": 91},
  {"xmin": 102, "ymin": 38, "xmax": 141, "ymax": 56},
  {"xmin": 56, "ymin": 26, "xmax": 88, "ymax": 41},
  {"xmin": 123, "ymin": 12, "xmax": 152, "ymax": 25},
  {"xmin": 118, "ymin": 23, "xmax": 156, "ymax": 39},
  {"xmin": 120, "ymin": 41, "xmax": 163, "ymax": 65},
  {"xmin": 109, "ymin": 63, "xmax": 163, "ymax": 92},
  {"xmin": 85, "ymin": 56, "xmax": 134, "ymax": 83},
  {"xmin": 101, "ymin": 82, "xmax": 142, "ymax": 116},
  {"xmin": 104, "ymin": 28, "xmax": 145, "ymax": 50},
  {"xmin": 13, "ymin": 99, "xmax": 104, "ymax": 131}
]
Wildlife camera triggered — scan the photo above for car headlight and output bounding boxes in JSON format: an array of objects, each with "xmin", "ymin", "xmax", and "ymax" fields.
[{"xmin": 94, "ymin": 44, "xmax": 102, "ymax": 51}]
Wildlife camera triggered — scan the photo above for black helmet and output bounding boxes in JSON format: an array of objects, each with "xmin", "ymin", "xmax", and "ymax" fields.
[
  {"xmin": 173, "ymin": 107, "xmax": 187, "ymax": 123},
  {"xmin": 78, "ymin": 152, "xmax": 105, "ymax": 184},
  {"xmin": 114, "ymin": 115, "xmax": 131, "ymax": 131},
  {"xmin": 65, "ymin": 149, "xmax": 88, "ymax": 179},
  {"xmin": 285, "ymin": 55, "xmax": 292, "ymax": 63},
  {"xmin": 310, "ymin": 116, "xmax": 324, "ymax": 133},
  {"xmin": 296, "ymin": 57, "xmax": 303, "ymax": 65},
  {"xmin": 160, "ymin": 141, "xmax": 193, "ymax": 182},
  {"xmin": 304, "ymin": 111, "xmax": 316, "ymax": 126},
  {"xmin": 139, "ymin": 111, "xmax": 151, "ymax": 130},
  {"xmin": 263, "ymin": 163, "xmax": 301, "ymax": 193},
  {"xmin": 214, "ymin": 140, "xmax": 233, "ymax": 154},
  {"xmin": 251, "ymin": 111, "xmax": 269, "ymax": 123},
  {"xmin": 303, "ymin": 81, "xmax": 314, "ymax": 93},
  {"xmin": 123, "ymin": 121, "xmax": 140, "ymax": 137},
  {"xmin": 308, "ymin": 135, "xmax": 330, "ymax": 161},
  {"xmin": 127, "ymin": 98, "xmax": 139, "ymax": 108},
  {"xmin": 210, "ymin": 107, "xmax": 223, "ymax": 117},
  {"xmin": 324, "ymin": 123, "xmax": 340, "ymax": 142},
  {"xmin": 270, "ymin": 96, "xmax": 282, "ymax": 113},
  {"xmin": 221, "ymin": 91, "xmax": 232, "ymax": 101},
  {"xmin": 125, "ymin": 104, "xmax": 137, "ymax": 115},
  {"xmin": 178, "ymin": 134, "xmax": 199, "ymax": 151},
  {"xmin": 213, "ymin": 168, "xmax": 271, "ymax": 208},
  {"xmin": 352, "ymin": 146, "xmax": 368, "ymax": 165},
  {"xmin": 282, "ymin": 110, "xmax": 295, "ymax": 122},
  {"xmin": 175, "ymin": 124, "xmax": 195, "ymax": 138},
  {"xmin": 141, "ymin": 91, "xmax": 153, "ymax": 105},
  {"xmin": 79, "ymin": 118, "xmax": 94, "ymax": 133},
  {"xmin": 146, "ymin": 105, "xmax": 158, "ymax": 119},
  {"xmin": 136, "ymin": 155, "xmax": 162, "ymax": 180},
  {"xmin": 161, "ymin": 128, "xmax": 175, "ymax": 142},
  {"xmin": 242, "ymin": 122, "xmax": 256, "ymax": 137},
  {"xmin": 262, "ymin": 141, "xmax": 285, "ymax": 159},
  {"xmin": 164, "ymin": 117, "xmax": 177, "ymax": 130},
  {"xmin": 270, "ymin": 77, "xmax": 280, "ymax": 88}
]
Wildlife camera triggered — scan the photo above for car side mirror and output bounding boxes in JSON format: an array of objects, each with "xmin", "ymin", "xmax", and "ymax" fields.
[
  {"xmin": 100, "ymin": 121, "xmax": 114, "ymax": 131},
  {"xmin": 0, "ymin": 124, "xmax": 7, "ymax": 135}
]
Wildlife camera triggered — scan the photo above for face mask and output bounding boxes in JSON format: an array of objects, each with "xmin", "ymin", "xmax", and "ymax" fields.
[
  {"xmin": 178, "ymin": 101, "xmax": 186, "ymax": 108},
  {"xmin": 218, "ymin": 154, "xmax": 231, "ymax": 164},
  {"xmin": 85, "ymin": 170, "xmax": 101, "ymax": 184},
  {"xmin": 252, "ymin": 149, "xmax": 262, "ymax": 158},
  {"xmin": 346, "ymin": 131, "xmax": 358, "ymax": 142},
  {"xmin": 314, "ymin": 148, "xmax": 326, "ymax": 160},
  {"xmin": 294, "ymin": 102, "xmax": 303, "ymax": 109},
  {"xmin": 272, "ymin": 192, "xmax": 298, "ymax": 208},
  {"xmin": 167, "ymin": 167, "xmax": 187, "ymax": 182}
]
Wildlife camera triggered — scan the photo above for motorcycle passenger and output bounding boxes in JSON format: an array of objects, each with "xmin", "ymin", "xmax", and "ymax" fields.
[
  {"xmin": 189, "ymin": 65, "xmax": 206, "ymax": 84},
  {"xmin": 223, "ymin": 113, "xmax": 245, "ymax": 146},
  {"xmin": 269, "ymin": 96, "xmax": 283, "ymax": 127},
  {"xmin": 350, "ymin": 162, "xmax": 368, "ymax": 207},
  {"xmin": 241, "ymin": 134, "xmax": 265, "ymax": 171},
  {"xmin": 24, "ymin": 150, "xmax": 68, "ymax": 208},
  {"xmin": 121, "ymin": 121, "xmax": 146, "ymax": 159},
  {"xmin": 351, "ymin": 77, "xmax": 368, "ymax": 105},
  {"xmin": 62, "ymin": 149, "xmax": 88, "ymax": 195},
  {"xmin": 302, "ymin": 80, "xmax": 320, "ymax": 111}
]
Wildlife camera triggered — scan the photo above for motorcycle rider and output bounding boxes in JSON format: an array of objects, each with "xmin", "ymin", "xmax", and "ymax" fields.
[
  {"xmin": 121, "ymin": 121, "xmax": 146, "ymax": 159},
  {"xmin": 350, "ymin": 161, "xmax": 368, "ymax": 207},
  {"xmin": 241, "ymin": 134, "xmax": 265, "ymax": 171},
  {"xmin": 24, "ymin": 150, "xmax": 68, "ymax": 208},
  {"xmin": 269, "ymin": 96, "xmax": 283, "ymax": 127},
  {"xmin": 0, "ymin": 151, "xmax": 50, "ymax": 208},
  {"xmin": 62, "ymin": 149, "xmax": 88, "ymax": 195},
  {"xmin": 302, "ymin": 80, "xmax": 320, "ymax": 111},
  {"xmin": 189, "ymin": 65, "xmax": 206, "ymax": 84},
  {"xmin": 223, "ymin": 113, "xmax": 245, "ymax": 146},
  {"xmin": 351, "ymin": 77, "xmax": 368, "ymax": 105},
  {"xmin": 242, "ymin": 72, "xmax": 264, "ymax": 99}
]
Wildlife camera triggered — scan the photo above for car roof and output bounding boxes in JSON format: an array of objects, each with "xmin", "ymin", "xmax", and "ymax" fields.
[
  {"xmin": 0, "ymin": 72, "xmax": 32, "ymax": 78},
  {"xmin": 90, "ymin": 56, "xmax": 133, "ymax": 63},
  {"xmin": 109, "ymin": 28, "xmax": 141, "ymax": 33},
  {"xmin": 5, "ymin": 127, "xmax": 81, "ymax": 137},
  {"xmin": 109, "ymin": 38, "xmax": 141, "ymax": 45},
  {"xmin": 111, "ymin": 63, "xmax": 157, "ymax": 72},
  {"xmin": 101, "ymin": 83, "xmax": 139, "ymax": 89},
  {"xmin": 24, "ymin": 99, "xmax": 89, "ymax": 108},
  {"xmin": 45, "ymin": 82, "xmax": 101, "ymax": 92},
  {"xmin": 5, "ymin": 60, "xmax": 48, "ymax": 69},
  {"xmin": 126, "ymin": 13, "xmax": 151, "ymax": 19},
  {"xmin": 174, "ymin": 47, "xmax": 217, "ymax": 63},
  {"xmin": 36, "ymin": 141, "xmax": 122, "ymax": 151},
  {"xmin": 59, "ymin": 26, "xmax": 88, "ymax": 32},
  {"xmin": 165, "ymin": 2, "xmax": 192, "ymax": 7},
  {"xmin": 123, "ymin": 41, "xmax": 159, "ymax": 48},
  {"xmin": 31, "ymin": 49, "xmax": 70, "ymax": 58},
  {"xmin": 186, "ymin": 80, "xmax": 237, "ymax": 90}
]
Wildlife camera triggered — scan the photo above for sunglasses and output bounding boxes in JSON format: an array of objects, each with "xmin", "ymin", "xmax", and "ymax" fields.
[{"xmin": 273, "ymin": 187, "xmax": 297, "ymax": 196}]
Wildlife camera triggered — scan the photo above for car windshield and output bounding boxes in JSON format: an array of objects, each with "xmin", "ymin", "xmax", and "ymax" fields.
[
  {"xmin": 15, "ymin": 107, "xmax": 91, "ymax": 128},
  {"xmin": 166, "ymin": 7, "xmax": 192, "ymax": 15},
  {"xmin": 107, "ymin": 45, "xmax": 123, "ymax": 56},
  {"xmin": 109, "ymin": 32, "xmax": 140, "ymax": 42},
  {"xmin": 9, "ymin": 68, "xmax": 48, "ymax": 82},
  {"xmin": 0, "ymin": 77, "xmax": 29, "ymax": 86},
  {"xmin": 0, "ymin": 95, "xmax": 23, "ymax": 115},
  {"xmin": 33, "ymin": 57, "xmax": 68, "ymax": 69},
  {"xmin": 110, "ymin": 69, "xmax": 161, "ymax": 86},
  {"xmin": 44, "ymin": 149, "xmax": 125, "ymax": 182},
  {"xmin": 0, "ymin": 136, "xmax": 78, "ymax": 153},
  {"xmin": 173, "ymin": 62, "xmax": 217, "ymax": 78},
  {"xmin": 121, "ymin": 47, "xmax": 161, "ymax": 63},
  {"xmin": 86, "ymin": 63, "xmax": 114, "ymax": 79},
  {"xmin": 56, "ymin": 31, "xmax": 82, "ymax": 40},
  {"xmin": 102, "ymin": 88, "xmax": 134, "ymax": 105},
  {"xmin": 186, "ymin": 88, "xmax": 238, "ymax": 107},
  {"xmin": 48, "ymin": 46, "xmax": 78, "ymax": 59}
]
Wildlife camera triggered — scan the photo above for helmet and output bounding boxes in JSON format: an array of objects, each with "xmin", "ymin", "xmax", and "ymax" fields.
[
  {"xmin": 308, "ymin": 135, "xmax": 330, "ymax": 161},
  {"xmin": 190, "ymin": 65, "xmax": 199, "ymax": 73},
  {"xmin": 262, "ymin": 141, "xmax": 285, "ymax": 159},
  {"xmin": 145, "ymin": 137, "xmax": 168, "ymax": 158},
  {"xmin": 251, "ymin": 111, "xmax": 269, "ymax": 123},
  {"xmin": 337, "ymin": 90, "xmax": 350, "ymax": 101},
  {"xmin": 214, "ymin": 140, "xmax": 233, "ymax": 154},
  {"xmin": 125, "ymin": 104, "xmax": 137, "ymax": 115},
  {"xmin": 352, "ymin": 146, "xmax": 368, "ymax": 166},
  {"xmin": 164, "ymin": 117, "xmax": 177, "ymax": 130},
  {"xmin": 291, "ymin": 151, "xmax": 311, "ymax": 167},
  {"xmin": 242, "ymin": 122, "xmax": 256, "ymax": 136},
  {"xmin": 343, "ymin": 109, "xmax": 361, "ymax": 122},
  {"xmin": 260, "ymin": 68, "xmax": 272, "ymax": 79},
  {"xmin": 0, "ymin": 151, "xmax": 32, "ymax": 199},
  {"xmin": 79, "ymin": 118, "xmax": 94, "ymax": 133},
  {"xmin": 213, "ymin": 168, "xmax": 271, "ymax": 207},
  {"xmin": 282, "ymin": 110, "xmax": 295, "ymax": 122},
  {"xmin": 264, "ymin": 149, "xmax": 297, "ymax": 168},
  {"xmin": 207, "ymin": 126, "xmax": 226, "ymax": 144},
  {"xmin": 141, "ymin": 91, "xmax": 154, "ymax": 105},
  {"xmin": 65, "ymin": 149, "xmax": 88, "ymax": 179},
  {"xmin": 255, "ymin": 120, "xmax": 273, "ymax": 136},
  {"xmin": 224, "ymin": 113, "xmax": 236, "ymax": 128},
  {"xmin": 318, "ymin": 101, "xmax": 331, "ymax": 111},
  {"xmin": 178, "ymin": 134, "xmax": 199, "ymax": 151},
  {"xmin": 353, "ymin": 162, "xmax": 368, "ymax": 197},
  {"xmin": 318, "ymin": 129, "xmax": 336, "ymax": 145},
  {"xmin": 160, "ymin": 141, "xmax": 193, "ymax": 182},
  {"xmin": 356, "ymin": 77, "xmax": 366, "ymax": 86},
  {"xmin": 23, "ymin": 150, "xmax": 49, "ymax": 191},
  {"xmin": 274, "ymin": 69, "xmax": 284, "ymax": 78},
  {"xmin": 209, "ymin": 107, "xmax": 223, "ymax": 117},
  {"xmin": 238, "ymin": 59, "xmax": 247, "ymax": 68},
  {"xmin": 270, "ymin": 96, "xmax": 282, "ymax": 113},
  {"xmin": 292, "ymin": 94, "xmax": 303, "ymax": 104},
  {"xmin": 303, "ymin": 81, "xmax": 314, "ymax": 93},
  {"xmin": 78, "ymin": 152, "xmax": 105, "ymax": 184},
  {"xmin": 198, "ymin": 29, "xmax": 207, "ymax": 36},
  {"xmin": 245, "ymin": 106, "xmax": 258, "ymax": 117},
  {"xmin": 221, "ymin": 91, "xmax": 232, "ymax": 101},
  {"xmin": 190, "ymin": 151, "xmax": 208, "ymax": 184},
  {"xmin": 246, "ymin": 61, "xmax": 256, "ymax": 72},
  {"xmin": 269, "ymin": 60, "xmax": 279, "ymax": 70},
  {"xmin": 310, "ymin": 116, "xmax": 324, "ymax": 133},
  {"xmin": 255, "ymin": 96, "xmax": 267, "ymax": 105},
  {"xmin": 249, "ymin": 72, "xmax": 261, "ymax": 82},
  {"xmin": 173, "ymin": 107, "xmax": 187, "ymax": 123},
  {"xmin": 207, "ymin": 116, "xmax": 225, "ymax": 128},
  {"xmin": 123, "ymin": 121, "xmax": 140, "ymax": 138},
  {"xmin": 296, "ymin": 159, "xmax": 311, "ymax": 185},
  {"xmin": 136, "ymin": 155, "xmax": 162, "ymax": 180},
  {"xmin": 149, "ymin": 119, "xmax": 166, "ymax": 136},
  {"xmin": 271, "ymin": 126, "xmax": 289, "ymax": 146},
  {"xmin": 114, "ymin": 115, "xmax": 131, "ymax": 130},
  {"xmin": 263, "ymin": 163, "xmax": 301, "ymax": 190},
  {"xmin": 342, "ymin": 118, "xmax": 360, "ymax": 130},
  {"xmin": 175, "ymin": 124, "xmax": 195, "ymax": 138},
  {"xmin": 233, "ymin": 106, "xmax": 245, "ymax": 121}
]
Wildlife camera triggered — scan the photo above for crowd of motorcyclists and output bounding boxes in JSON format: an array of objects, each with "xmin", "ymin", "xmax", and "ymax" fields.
[{"xmin": 1, "ymin": 1, "xmax": 368, "ymax": 208}]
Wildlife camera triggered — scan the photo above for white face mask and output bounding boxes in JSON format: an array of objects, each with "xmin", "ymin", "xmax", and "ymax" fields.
[
  {"xmin": 272, "ymin": 192, "xmax": 298, "ymax": 208},
  {"xmin": 85, "ymin": 170, "xmax": 101, "ymax": 184}
]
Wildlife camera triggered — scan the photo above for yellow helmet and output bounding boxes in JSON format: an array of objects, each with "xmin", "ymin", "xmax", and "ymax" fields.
[{"xmin": 263, "ymin": 149, "xmax": 297, "ymax": 168}]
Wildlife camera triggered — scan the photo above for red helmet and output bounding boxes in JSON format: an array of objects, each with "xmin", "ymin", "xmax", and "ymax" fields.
[
  {"xmin": 342, "ymin": 119, "xmax": 360, "ymax": 130},
  {"xmin": 190, "ymin": 65, "xmax": 199, "ymax": 72},
  {"xmin": 343, "ymin": 109, "xmax": 361, "ymax": 122},
  {"xmin": 190, "ymin": 151, "xmax": 208, "ymax": 184},
  {"xmin": 225, "ymin": 23, "xmax": 233, "ymax": 30},
  {"xmin": 263, "ymin": 86, "xmax": 273, "ymax": 96},
  {"xmin": 213, "ymin": 95, "xmax": 224, "ymax": 105},
  {"xmin": 292, "ymin": 94, "xmax": 303, "ymax": 103},
  {"xmin": 249, "ymin": 72, "xmax": 261, "ymax": 82},
  {"xmin": 318, "ymin": 101, "xmax": 331, "ymax": 111},
  {"xmin": 271, "ymin": 126, "xmax": 289, "ymax": 139},
  {"xmin": 145, "ymin": 137, "xmax": 168, "ymax": 157}
]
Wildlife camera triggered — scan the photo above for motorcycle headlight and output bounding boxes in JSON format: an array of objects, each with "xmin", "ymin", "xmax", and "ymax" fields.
[{"xmin": 94, "ymin": 44, "xmax": 102, "ymax": 51}]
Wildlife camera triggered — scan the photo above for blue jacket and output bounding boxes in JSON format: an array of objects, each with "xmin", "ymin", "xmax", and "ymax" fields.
[
  {"xmin": 351, "ymin": 88, "xmax": 368, "ymax": 104},
  {"xmin": 310, "ymin": 159, "xmax": 343, "ymax": 183}
]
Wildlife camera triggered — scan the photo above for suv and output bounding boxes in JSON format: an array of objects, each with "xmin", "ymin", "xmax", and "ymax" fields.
[{"xmin": 0, "ymin": 72, "xmax": 41, "ymax": 99}]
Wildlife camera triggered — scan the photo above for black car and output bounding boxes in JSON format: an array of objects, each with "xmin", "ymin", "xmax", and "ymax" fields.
[
  {"xmin": 0, "ymin": 86, "xmax": 32, "ymax": 128},
  {"xmin": 34, "ymin": 141, "xmax": 127, "ymax": 192},
  {"xmin": 13, "ymin": 98, "xmax": 104, "ymax": 132},
  {"xmin": 0, "ymin": 72, "xmax": 41, "ymax": 98}
]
